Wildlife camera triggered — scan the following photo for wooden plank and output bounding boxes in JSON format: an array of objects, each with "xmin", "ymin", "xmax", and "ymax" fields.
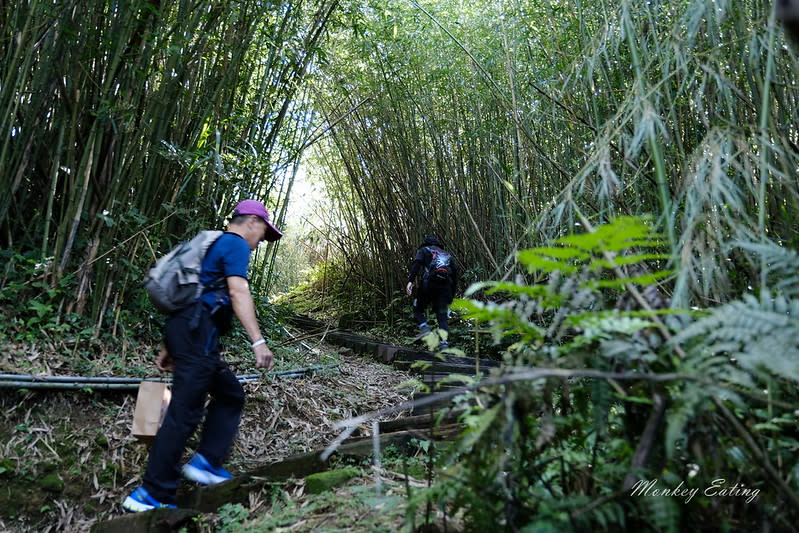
[
  {"xmin": 178, "ymin": 432, "xmax": 418, "ymax": 512},
  {"xmin": 378, "ymin": 411, "xmax": 461, "ymax": 432},
  {"xmin": 395, "ymin": 352, "xmax": 500, "ymax": 367},
  {"xmin": 286, "ymin": 313, "xmax": 502, "ymax": 369},
  {"xmin": 91, "ymin": 509, "xmax": 200, "ymax": 533},
  {"xmin": 393, "ymin": 361, "xmax": 489, "ymax": 375}
]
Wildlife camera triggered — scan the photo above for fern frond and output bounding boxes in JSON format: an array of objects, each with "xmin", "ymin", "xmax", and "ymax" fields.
[
  {"xmin": 665, "ymin": 383, "xmax": 708, "ymax": 458},
  {"xmin": 578, "ymin": 314, "xmax": 656, "ymax": 339},
  {"xmin": 736, "ymin": 335, "xmax": 799, "ymax": 379},
  {"xmin": 558, "ymin": 216, "xmax": 662, "ymax": 254},
  {"xmin": 600, "ymin": 337, "xmax": 658, "ymax": 363},
  {"xmin": 591, "ymin": 379, "xmax": 613, "ymax": 437},
  {"xmin": 673, "ymin": 294, "xmax": 799, "ymax": 382},
  {"xmin": 643, "ymin": 488, "xmax": 681, "ymax": 533},
  {"xmin": 733, "ymin": 241, "xmax": 799, "ymax": 299}
]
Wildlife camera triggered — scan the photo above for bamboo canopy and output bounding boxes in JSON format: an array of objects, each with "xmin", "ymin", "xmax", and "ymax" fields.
[
  {"xmin": 307, "ymin": 0, "xmax": 799, "ymax": 314},
  {"xmin": 2, "ymin": 0, "xmax": 799, "ymax": 323},
  {"xmin": 0, "ymin": 0, "xmax": 338, "ymax": 322}
]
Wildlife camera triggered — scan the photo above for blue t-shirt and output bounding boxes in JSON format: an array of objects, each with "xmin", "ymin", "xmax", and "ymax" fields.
[{"xmin": 199, "ymin": 232, "xmax": 251, "ymax": 309}]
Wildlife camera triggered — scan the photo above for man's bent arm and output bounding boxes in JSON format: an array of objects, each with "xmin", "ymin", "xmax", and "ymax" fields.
[
  {"xmin": 228, "ymin": 276, "xmax": 262, "ymax": 339},
  {"xmin": 228, "ymin": 275, "xmax": 274, "ymax": 370}
]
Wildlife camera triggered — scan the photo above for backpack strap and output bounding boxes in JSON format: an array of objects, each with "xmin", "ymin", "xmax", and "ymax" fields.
[{"xmin": 188, "ymin": 232, "xmax": 225, "ymax": 330}]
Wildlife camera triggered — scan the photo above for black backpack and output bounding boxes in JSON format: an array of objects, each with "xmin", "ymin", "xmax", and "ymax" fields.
[{"xmin": 424, "ymin": 246, "xmax": 453, "ymax": 284}]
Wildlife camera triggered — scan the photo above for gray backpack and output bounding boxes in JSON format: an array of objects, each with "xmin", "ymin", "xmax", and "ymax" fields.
[{"xmin": 144, "ymin": 230, "xmax": 223, "ymax": 313}]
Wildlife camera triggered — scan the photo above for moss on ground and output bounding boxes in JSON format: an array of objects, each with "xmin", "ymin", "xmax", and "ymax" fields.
[
  {"xmin": 304, "ymin": 467, "xmax": 361, "ymax": 494},
  {"xmin": 38, "ymin": 473, "xmax": 64, "ymax": 493}
]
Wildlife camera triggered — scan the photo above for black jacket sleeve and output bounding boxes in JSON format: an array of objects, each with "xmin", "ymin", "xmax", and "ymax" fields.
[{"xmin": 407, "ymin": 248, "xmax": 427, "ymax": 283}]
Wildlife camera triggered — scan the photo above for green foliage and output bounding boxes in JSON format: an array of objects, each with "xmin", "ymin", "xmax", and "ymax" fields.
[
  {"xmin": 0, "ymin": 258, "xmax": 107, "ymax": 372},
  {"xmin": 733, "ymin": 242, "xmax": 799, "ymax": 299},
  {"xmin": 1, "ymin": 0, "xmax": 335, "ymax": 329},
  {"xmin": 275, "ymin": 256, "xmax": 412, "ymax": 340},
  {"xmin": 240, "ymin": 480, "xmax": 406, "ymax": 532},
  {"xmin": 0, "ymin": 250, "xmax": 132, "ymax": 374},
  {"xmin": 414, "ymin": 217, "xmax": 799, "ymax": 531},
  {"xmin": 216, "ymin": 503, "xmax": 250, "ymax": 533},
  {"xmin": 674, "ymin": 293, "xmax": 799, "ymax": 381},
  {"xmin": 309, "ymin": 0, "xmax": 799, "ymax": 329},
  {"xmin": 454, "ymin": 216, "xmax": 669, "ymax": 355}
]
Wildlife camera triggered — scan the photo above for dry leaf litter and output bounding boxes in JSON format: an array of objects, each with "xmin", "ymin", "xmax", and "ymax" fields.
[{"xmin": 0, "ymin": 346, "xmax": 417, "ymax": 532}]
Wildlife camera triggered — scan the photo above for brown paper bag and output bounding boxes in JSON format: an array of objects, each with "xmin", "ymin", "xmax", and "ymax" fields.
[{"xmin": 132, "ymin": 381, "xmax": 171, "ymax": 442}]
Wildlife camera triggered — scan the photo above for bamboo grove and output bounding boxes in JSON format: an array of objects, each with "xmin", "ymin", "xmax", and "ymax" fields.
[
  {"xmin": 301, "ymin": 1, "xmax": 799, "ymax": 529},
  {"xmin": 3, "ymin": 0, "xmax": 799, "ymax": 530},
  {"xmin": 0, "ymin": 0, "xmax": 337, "ymax": 326},
  {"xmin": 309, "ymin": 0, "xmax": 799, "ymax": 311}
]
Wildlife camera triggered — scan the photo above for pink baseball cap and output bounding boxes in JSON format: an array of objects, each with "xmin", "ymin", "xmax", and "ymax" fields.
[{"xmin": 233, "ymin": 200, "xmax": 283, "ymax": 242}]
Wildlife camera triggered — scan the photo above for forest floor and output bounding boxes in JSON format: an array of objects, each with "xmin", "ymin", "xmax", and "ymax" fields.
[{"xmin": 0, "ymin": 332, "xmax": 430, "ymax": 532}]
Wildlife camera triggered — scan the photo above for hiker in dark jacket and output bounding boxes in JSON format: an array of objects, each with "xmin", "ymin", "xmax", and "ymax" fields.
[{"xmin": 406, "ymin": 237, "xmax": 458, "ymax": 347}]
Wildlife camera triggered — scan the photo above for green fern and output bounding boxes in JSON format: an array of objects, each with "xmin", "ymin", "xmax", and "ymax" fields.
[
  {"xmin": 643, "ymin": 488, "xmax": 681, "ymax": 533},
  {"xmin": 674, "ymin": 293, "xmax": 799, "ymax": 382},
  {"xmin": 425, "ymin": 217, "xmax": 799, "ymax": 530},
  {"xmin": 664, "ymin": 382, "xmax": 710, "ymax": 458},
  {"xmin": 517, "ymin": 216, "xmax": 668, "ymax": 280},
  {"xmin": 455, "ymin": 217, "xmax": 670, "ymax": 358},
  {"xmin": 734, "ymin": 241, "xmax": 799, "ymax": 299}
]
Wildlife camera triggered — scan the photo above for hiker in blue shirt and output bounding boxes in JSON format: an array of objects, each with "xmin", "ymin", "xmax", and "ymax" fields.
[
  {"xmin": 123, "ymin": 199, "xmax": 282, "ymax": 512},
  {"xmin": 406, "ymin": 237, "xmax": 458, "ymax": 348}
]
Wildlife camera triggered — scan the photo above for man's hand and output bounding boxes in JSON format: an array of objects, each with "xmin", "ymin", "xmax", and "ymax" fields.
[
  {"xmin": 155, "ymin": 347, "xmax": 174, "ymax": 373},
  {"xmin": 406, "ymin": 281, "xmax": 414, "ymax": 296},
  {"xmin": 254, "ymin": 343, "xmax": 274, "ymax": 371}
]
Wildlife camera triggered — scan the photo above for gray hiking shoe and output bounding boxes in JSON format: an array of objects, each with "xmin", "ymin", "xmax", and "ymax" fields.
[{"xmin": 412, "ymin": 325, "xmax": 433, "ymax": 343}]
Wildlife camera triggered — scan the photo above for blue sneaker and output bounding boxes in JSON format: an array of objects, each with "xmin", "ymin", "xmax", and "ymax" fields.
[
  {"xmin": 182, "ymin": 453, "xmax": 233, "ymax": 485},
  {"xmin": 122, "ymin": 487, "xmax": 177, "ymax": 513}
]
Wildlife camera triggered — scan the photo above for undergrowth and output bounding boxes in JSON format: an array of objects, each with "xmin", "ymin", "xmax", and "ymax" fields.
[
  {"xmin": 275, "ymin": 256, "xmax": 485, "ymax": 352},
  {"xmin": 405, "ymin": 216, "xmax": 799, "ymax": 531},
  {"xmin": 0, "ymin": 250, "xmax": 295, "ymax": 377}
]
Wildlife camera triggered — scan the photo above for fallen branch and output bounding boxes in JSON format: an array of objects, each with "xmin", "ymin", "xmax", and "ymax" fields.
[
  {"xmin": 622, "ymin": 392, "xmax": 666, "ymax": 490},
  {"xmin": 713, "ymin": 396, "xmax": 799, "ymax": 512},
  {"xmin": 322, "ymin": 367, "xmax": 792, "ymax": 461}
]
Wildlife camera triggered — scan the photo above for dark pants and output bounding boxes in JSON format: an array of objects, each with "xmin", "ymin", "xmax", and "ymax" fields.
[
  {"xmin": 142, "ymin": 305, "xmax": 245, "ymax": 504},
  {"xmin": 413, "ymin": 283, "xmax": 452, "ymax": 331}
]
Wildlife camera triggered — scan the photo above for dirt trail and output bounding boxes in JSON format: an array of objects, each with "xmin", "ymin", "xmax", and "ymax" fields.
[{"xmin": 0, "ymin": 348, "xmax": 415, "ymax": 532}]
